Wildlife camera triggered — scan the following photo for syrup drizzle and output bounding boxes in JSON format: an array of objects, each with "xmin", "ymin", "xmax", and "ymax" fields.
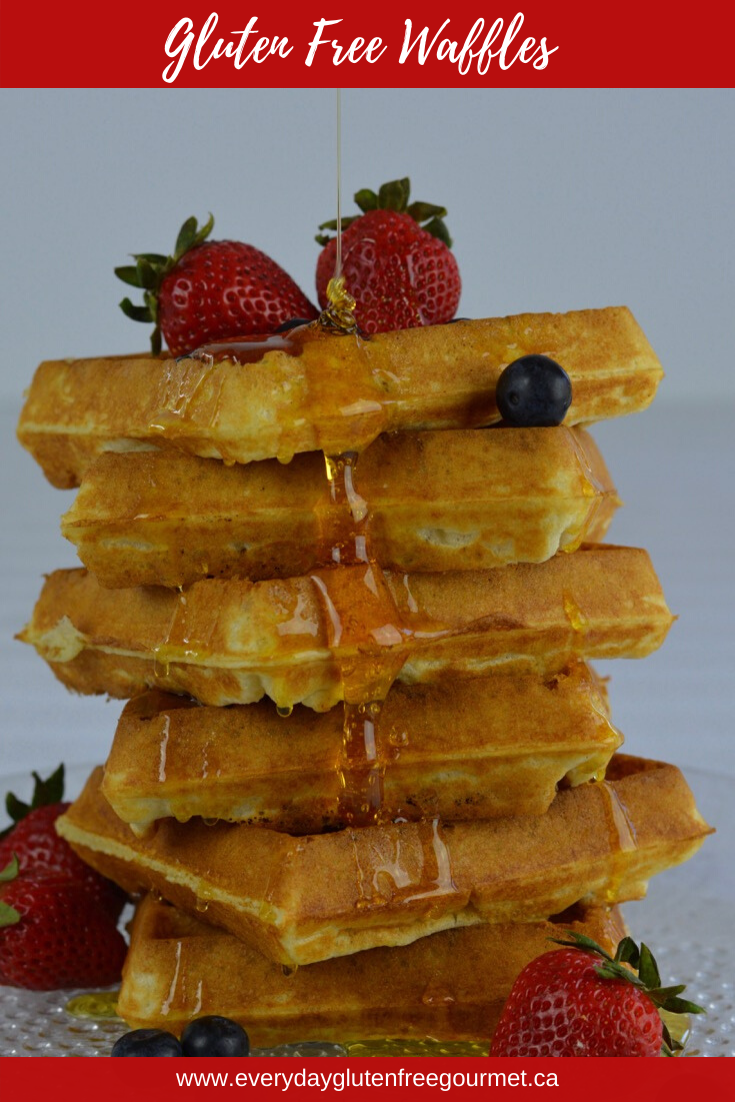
[
  {"xmin": 305, "ymin": 91, "xmax": 447, "ymax": 831},
  {"xmin": 597, "ymin": 780, "xmax": 638, "ymax": 902},
  {"xmin": 352, "ymin": 818, "xmax": 458, "ymax": 910}
]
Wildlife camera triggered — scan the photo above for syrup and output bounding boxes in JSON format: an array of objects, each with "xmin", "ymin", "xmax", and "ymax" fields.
[
  {"xmin": 596, "ymin": 781, "xmax": 638, "ymax": 902},
  {"xmin": 65, "ymin": 990, "xmax": 121, "ymax": 1020},
  {"xmin": 187, "ymin": 328, "xmax": 309, "ymax": 366},
  {"xmin": 310, "ymin": 565, "xmax": 409, "ymax": 827},
  {"xmin": 152, "ymin": 588, "xmax": 217, "ymax": 676},
  {"xmin": 659, "ymin": 1008, "xmax": 691, "ymax": 1052},
  {"xmin": 563, "ymin": 591, "xmax": 588, "ymax": 639},
  {"xmin": 352, "ymin": 818, "xmax": 458, "ymax": 910},
  {"xmin": 321, "ymin": 451, "xmax": 369, "ymax": 565},
  {"xmin": 321, "ymin": 275, "xmax": 358, "ymax": 335},
  {"xmin": 565, "ymin": 428, "xmax": 610, "ymax": 549},
  {"xmin": 344, "ymin": 1039, "xmax": 488, "ymax": 1057}
]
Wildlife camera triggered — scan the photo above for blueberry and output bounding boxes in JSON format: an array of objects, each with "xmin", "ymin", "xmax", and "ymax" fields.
[
  {"xmin": 111, "ymin": 1028, "xmax": 183, "ymax": 1057},
  {"xmin": 495, "ymin": 355, "xmax": 572, "ymax": 427},
  {"xmin": 181, "ymin": 1015, "xmax": 250, "ymax": 1057},
  {"xmin": 275, "ymin": 318, "xmax": 314, "ymax": 333}
]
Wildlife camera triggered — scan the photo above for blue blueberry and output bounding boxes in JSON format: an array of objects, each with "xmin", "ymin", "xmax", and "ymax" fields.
[
  {"xmin": 111, "ymin": 1028, "xmax": 183, "ymax": 1057},
  {"xmin": 496, "ymin": 355, "xmax": 572, "ymax": 427},
  {"xmin": 181, "ymin": 1015, "xmax": 250, "ymax": 1057}
]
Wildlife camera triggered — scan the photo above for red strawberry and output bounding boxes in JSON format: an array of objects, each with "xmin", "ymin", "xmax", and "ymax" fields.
[
  {"xmin": 490, "ymin": 931, "xmax": 704, "ymax": 1058},
  {"xmin": 0, "ymin": 767, "xmax": 126, "ymax": 921},
  {"xmin": 0, "ymin": 859, "xmax": 127, "ymax": 990},
  {"xmin": 116, "ymin": 215, "xmax": 318, "ymax": 356},
  {"xmin": 315, "ymin": 177, "xmax": 461, "ymax": 334}
]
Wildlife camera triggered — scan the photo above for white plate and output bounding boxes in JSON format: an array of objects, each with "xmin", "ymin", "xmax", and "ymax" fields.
[{"xmin": 0, "ymin": 765, "xmax": 732, "ymax": 1057}]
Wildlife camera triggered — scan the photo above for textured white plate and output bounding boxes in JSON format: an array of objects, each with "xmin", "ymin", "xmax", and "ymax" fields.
[{"xmin": 0, "ymin": 765, "xmax": 732, "ymax": 1058}]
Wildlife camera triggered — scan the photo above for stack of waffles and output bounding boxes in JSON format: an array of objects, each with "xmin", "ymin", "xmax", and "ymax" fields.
[{"xmin": 17, "ymin": 307, "xmax": 711, "ymax": 1048}]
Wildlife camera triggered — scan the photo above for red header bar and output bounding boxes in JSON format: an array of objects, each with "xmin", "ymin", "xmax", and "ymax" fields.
[{"xmin": 1, "ymin": 2, "xmax": 733, "ymax": 88}]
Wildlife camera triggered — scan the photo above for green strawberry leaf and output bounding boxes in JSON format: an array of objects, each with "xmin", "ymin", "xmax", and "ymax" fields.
[
  {"xmin": 0, "ymin": 766, "xmax": 65, "ymax": 840},
  {"xmin": 424, "ymin": 216, "xmax": 453, "ymax": 248},
  {"xmin": 614, "ymin": 936, "xmax": 641, "ymax": 967},
  {"xmin": 174, "ymin": 214, "xmax": 214, "ymax": 261},
  {"xmin": 174, "ymin": 216, "xmax": 200, "ymax": 259},
  {"xmin": 114, "ymin": 265, "xmax": 142, "ymax": 288},
  {"xmin": 30, "ymin": 765, "xmax": 64, "ymax": 808},
  {"xmin": 0, "ymin": 900, "xmax": 21, "ymax": 927},
  {"xmin": 135, "ymin": 257, "xmax": 159, "ymax": 291},
  {"xmin": 317, "ymin": 217, "xmax": 359, "ymax": 233},
  {"xmin": 638, "ymin": 943, "xmax": 662, "ymax": 989},
  {"xmin": 595, "ymin": 959, "xmax": 643, "ymax": 985},
  {"xmin": 354, "ymin": 188, "xmax": 379, "ymax": 213},
  {"xmin": 378, "ymin": 178, "xmax": 410, "ymax": 212},
  {"xmin": 0, "ymin": 855, "xmax": 19, "ymax": 882},
  {"xmin": 407, "ymin": 201, "xmax": 448, "ymax": 224},
  {"xmin": 133, "ymin": 253, "xmax": 168, "ymax": 265},
  {"xmin": 659, "ymin": 995, "xmax": 706, "ymax": 1016},
  {"xmin": 550, "ymin": 930, "xmax": 616, "ymax": 963},
  {"xmin": 119, "ymin": 298, "xmax": 153, "ymax": 324},
  {"xmin": 4, "ymin": 793, "xmax": 30, "ymax": 828}
]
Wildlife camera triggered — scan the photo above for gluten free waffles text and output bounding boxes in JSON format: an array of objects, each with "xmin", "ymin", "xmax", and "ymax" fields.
[{"xmin": 163, "ymin": 14, "xmax": 559, "ymax": 83}]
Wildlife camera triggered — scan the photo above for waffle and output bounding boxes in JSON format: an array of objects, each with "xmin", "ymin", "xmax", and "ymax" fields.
[
  {"xmin": 17, "ymin": 307, "xmax": 662, "ymax": 488},
  {"xmin": 116, "ymin": 894, "xmax": 627, "ymax": 1046},
  {"xmin": 56, "ymin": 757, "xmax": 711, "ymax": 966},
  {"xmin": 61, "ymin": 427, "xmax": 618, "ymax": 588},
  {"xmin": 101, "ymin": 664, "xmax": 622, "ymax": 835},
  {"xmin": 19, "ymin": 547, "xmax": 673, "ymax": 710}
]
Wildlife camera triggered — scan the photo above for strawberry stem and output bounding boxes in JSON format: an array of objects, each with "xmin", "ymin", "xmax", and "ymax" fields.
[
  {"xmin": 1, "ymin": 766, "xmax": 64, "ymax": 840},
  {"xmin": 550, "ymin": 928, "xmax": 705, "ymax": 1053},
  {"xmin": 316, "ymin": 178, "xmax": 454, "ymax": 248},
  {"xmin": 115, "ymin": 214, "xmax": 214, "ymax": 355}
]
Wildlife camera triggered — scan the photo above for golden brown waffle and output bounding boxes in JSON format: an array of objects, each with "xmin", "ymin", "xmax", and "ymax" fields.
[
  {"xmin": 101, "ymin": 664, "xmax": 622, "ymax": 835},
  {"xmin": 117, "ymin": 894, "xmax": 627, "ymax": 1046},
  {"xmin": 56, "ymin": 758, "xmax": 711, "ymax": 966},
  {"xmin": 62, "ymin": 427, "xmax": 618, "ymax": 588},
  {"xmin": 19, "ymin": 547, "xmax": 673, "ymax": 710},
  {"xmin": 17, "ymin": 307, "xmax": 662, "ymax": 488}
]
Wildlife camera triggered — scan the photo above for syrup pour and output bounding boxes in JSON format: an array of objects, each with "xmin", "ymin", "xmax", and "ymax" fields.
[
  {"xmin": 305, "ymin": 87, "xmax": 406, "ymax": 829},
  {"xmin": 596, "ymin": 780, "xmax": 638, "ymax": 903},
  {"xmin": 311, "ymin": 564, "xmax": 408, "ymax": 827}
]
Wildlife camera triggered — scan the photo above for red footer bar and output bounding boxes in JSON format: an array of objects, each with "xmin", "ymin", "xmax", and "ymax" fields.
[{"xmin": 0, "ymin": 1055, "xmax": 728, "ymax": 1099}]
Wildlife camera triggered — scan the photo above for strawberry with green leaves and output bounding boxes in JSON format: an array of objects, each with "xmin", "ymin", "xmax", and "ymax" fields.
[
  {"xmin": 490, "ymin": 931, "xmax": 704, "ymax": 1058},
  {"xmin": 0, "ymin": 767, "xmax": 128, "ymax": 989},
  {"xmin": 0, "ymin": 857, "xmax": 127, "ymax": 991},
  {"xmin": 0, "ymin": 765, "xmax": 125, "ymax": 920},
  {"xmin": 315, "ymin": 177, "xmax": 461, "ymax": 334},
  {"xmin": 116, "ymin": 215, "xmax": 318, "ymax": 356}
]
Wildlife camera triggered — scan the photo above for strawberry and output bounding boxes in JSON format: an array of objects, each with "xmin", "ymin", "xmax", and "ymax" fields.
[
  {"xmin": 0, "ymin": 858, "xmax": 127, "ymax": 990},
  {"xmin": 315, "ymin": 177, "xmax": 461, "ymax": 334},
  {"xmin": 116, "ymin": 215, "xmax": 318, "ymax": 356},
  {"xmin": 490, "ymin": 931, "xmax": 704, "ymax": 1058},
  {"xmin": 0, "ymin": 767, "xmax": 126, "ymax": 920}
]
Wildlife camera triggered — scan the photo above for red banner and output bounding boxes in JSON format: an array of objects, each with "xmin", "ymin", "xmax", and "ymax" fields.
[
  {"xmin": 1, "ymin": 1, "xmax": 734, "ymax": 88},
  {"xmin": 0, "ymin": 1054, "xmax": 730, "ymax": 1098}
]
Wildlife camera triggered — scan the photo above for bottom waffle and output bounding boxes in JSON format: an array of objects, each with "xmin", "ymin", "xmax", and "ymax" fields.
[{"xmin": 117, "ymin": 895, "xmax": 627, "ymax": 1047}]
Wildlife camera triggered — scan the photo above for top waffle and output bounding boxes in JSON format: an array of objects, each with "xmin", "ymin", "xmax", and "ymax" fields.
[{"xmin": 17, "ymin": 306, "xmax": 662, "ymax": 488}]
